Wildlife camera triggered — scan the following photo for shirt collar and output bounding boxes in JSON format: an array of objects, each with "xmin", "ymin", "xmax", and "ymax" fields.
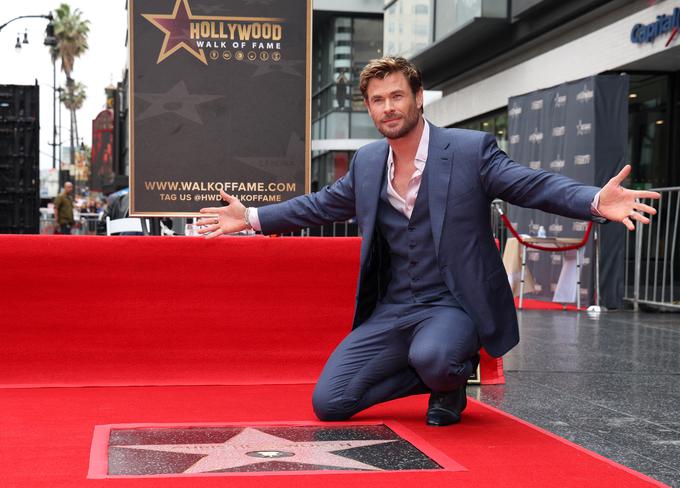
[{"xmin": 387, "ymin": 117, "xmax": 430, "ymax": 175}]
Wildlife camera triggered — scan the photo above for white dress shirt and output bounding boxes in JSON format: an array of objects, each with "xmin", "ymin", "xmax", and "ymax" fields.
[{"xmin": 385, "ymin": 119, "xmax": 430, "ymax": 219}]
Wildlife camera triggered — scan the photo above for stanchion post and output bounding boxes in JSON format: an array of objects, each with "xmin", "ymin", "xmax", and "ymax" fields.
[
  {"xmin": 633, "ymin": 219, "xmax": 642, "ymax": 312},
  {"xmin": 594, "ymin": 225, "xmax": 600, "ymax": 308},
  {"xmin": 576, "ymin": 248, "xmax": 581, "ymax": 310},
  {"xmin": 519, "ymin": 244, "xmax": 526, "ymax": 310}
]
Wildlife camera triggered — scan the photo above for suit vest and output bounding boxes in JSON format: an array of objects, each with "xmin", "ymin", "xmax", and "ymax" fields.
[{"xmin": 376, "ymin": 163, "xmax": 459, "ymax": 307}]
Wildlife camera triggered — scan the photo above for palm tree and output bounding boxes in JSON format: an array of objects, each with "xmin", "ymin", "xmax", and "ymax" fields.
[
  {"xmin": 49, "ymin": 3, "xmax": 90, "ymax": 168},
  {"xmin": 60, "ymin": 81, "xmax": 87, "ymax": 151},
  {"xmin": 50, "ymin": 4, "xmax": 89, "ymax": 80}
]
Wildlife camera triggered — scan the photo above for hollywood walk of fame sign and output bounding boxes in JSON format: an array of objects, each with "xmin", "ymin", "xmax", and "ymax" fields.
[
  {"xmin": 88, "ymin": 422, "xmax": 466, "ymax": 478},
  {"xmin": 129, "ymin": 0, "xmax": 311, "ymax": 216}
]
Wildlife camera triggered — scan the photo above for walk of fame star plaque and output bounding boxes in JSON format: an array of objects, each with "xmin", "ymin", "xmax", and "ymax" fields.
[
  {"xmin": 129, "ymin": 0, "xmax": 311, "ymax": 217},
  {"xmin": 88, "ymin": 422, "xmax": 466, "ymax": 478}
]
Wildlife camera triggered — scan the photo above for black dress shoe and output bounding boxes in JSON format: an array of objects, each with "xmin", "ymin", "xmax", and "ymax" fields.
[
  {"xmin": 426, "ymin": 384, "xmax": 467, "ymax": 426},
  {"xmin": 426, "ymin": 353, "xmax": 479, "ymax": 426}
]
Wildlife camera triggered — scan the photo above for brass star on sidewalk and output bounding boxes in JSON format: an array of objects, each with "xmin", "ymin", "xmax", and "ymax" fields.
[
  {"xmin": 142, "ymin": 0, "xmax": 207, "ymax": 65},
  {"xmin": 114, "ymin": 427, "xmax": 396, "ymax": 473}
]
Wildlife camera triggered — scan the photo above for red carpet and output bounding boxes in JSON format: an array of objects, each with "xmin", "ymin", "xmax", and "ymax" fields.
[
  {"xmin": 0, "ymin": 236, "xmax": 664, "ymax": 486},
  {"xmin": 0, "ymin": 235, "xmax": 502, "ymax": 387},
  {"xmin": 515, "ymin": 297, "xmax": 584, "ymax": 311},
  {"xmin": 0, "ymin": 235, "xmax": 357, "ymax": 387},
  {"xmin": 0, "ymin": 384, "xmax": 664, "ymax": 487}
]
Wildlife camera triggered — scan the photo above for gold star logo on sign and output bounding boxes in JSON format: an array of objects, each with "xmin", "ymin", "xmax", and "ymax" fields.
[
  {"xmin": 142, "ymin": 0, "xmax": 208, "ymax": 64},
  {"xmin": 141, "ymin": 0, "xmax": 285, "ymax": 65}
]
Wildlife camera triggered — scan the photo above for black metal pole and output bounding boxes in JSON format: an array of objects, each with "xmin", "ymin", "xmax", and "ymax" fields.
[
  {"xmin": 52, "ymin": 58, "xmax": 56, "ymax": 172},
  {"xmin": 58, "ymin": 87, "xmax": 62, "ymax": 176},
  {"xmin": 148, "ymin": 218, "xmax": 161, "ymax": 236},
  {"xmin": 0, "ymin": 14, "xmax": 51, "ymax": 33}
]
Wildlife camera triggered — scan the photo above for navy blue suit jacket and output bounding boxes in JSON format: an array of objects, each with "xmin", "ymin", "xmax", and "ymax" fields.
[{"xmin": 258, "ymin": 126, "xmax": 600, "ymax": 357}]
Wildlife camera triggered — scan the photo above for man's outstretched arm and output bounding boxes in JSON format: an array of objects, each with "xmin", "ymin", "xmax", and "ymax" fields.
[
  {"xmin": 479, "ymin": 133, "xmax": 660, "ymax": 229},
  {"xmin": 196, "ymin": 163, "xmax": 357, "ymax": 239}
]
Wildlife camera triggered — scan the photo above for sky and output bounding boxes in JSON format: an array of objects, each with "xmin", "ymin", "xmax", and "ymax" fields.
[{"xmin": 0, "ymin": 1, "xmax": 128, "ymax": 171}]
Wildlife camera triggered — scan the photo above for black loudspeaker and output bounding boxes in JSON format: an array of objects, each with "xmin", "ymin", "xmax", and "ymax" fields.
[{"xmin": 0, "ymin": 84, "xmax": 40, "ymax": 234}]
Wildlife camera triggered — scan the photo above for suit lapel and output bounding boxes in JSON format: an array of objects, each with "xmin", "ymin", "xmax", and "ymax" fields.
[
  {"xmin": 427, "ymin": 126, "xmax": 453, "ymax": 258},
  {"xmin": 357, "ymin": 140, "xmax": 388, "ymax": 263}
]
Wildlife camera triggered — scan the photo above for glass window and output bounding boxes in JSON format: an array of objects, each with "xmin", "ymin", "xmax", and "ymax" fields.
[
  {"xmin": 333, "ymin": 17, "xmax": 353, "ymax": 73},
  {"xmin": 312, "ymin": 15, "xmax": 382, "ymax": 144},
  {"xmin": 311, "ymin": 151, "xmax": 356, "ymax": 188},
  {"xmin": 352, "ymin": 18, "xmax": 383, "ymax": 64},
  {"xmin": 322, "ymin": 155, "xmax": 334, "ymax": 186},
  {"xmin": 311, "ymin": 153, "xmax": 321, "ymax": 187},
  {"xmin": 495, "ymin": 112, "xmax": 508, "ymax": 153},
  {"xmin": 414, "ymin": 24, "xmax": 428, "ymax": 35},
  {"xmin": 351, "ymin": 112, "xmax": 381, "ymax": 139},
  {"xmin": 351, "ymin": 18, "xmax": 383, "ymax": 111},
  {"xmin": 326, "ymin": 112, "xmax": 350, "ymax": 139},
  {"xmin": 313, "ymin": 18, "xmax": 335, "ymax": 92},
  {"xmin": 314, "ymin": 152, "xmax": 335, "ymax": 188},
  {"xmin": 316, "ymin": 84, "xmax": 334, "ymax": 119},
  {"xmin": 628, "ymin": 74, "xmax": 670, "ymax": 189},
  {"xmin": 452, "ymin": 108, "xmax": 507, "ymax": 148},
  {"xmin": 384, "ymin": 0, "xmax": 433, "ymax": 57},
  {"xmin": 333, "ymin": 151, "xmax": 350, "ymax": 180},
  {"xmin": 434, "ymin": 0, "xmax": 481, "ymax": 41}
]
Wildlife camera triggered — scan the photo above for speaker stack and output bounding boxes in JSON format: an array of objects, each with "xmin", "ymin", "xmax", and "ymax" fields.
[{"xmin": 0, "ymin": 84, "xmax": 40, "ymax": 234}]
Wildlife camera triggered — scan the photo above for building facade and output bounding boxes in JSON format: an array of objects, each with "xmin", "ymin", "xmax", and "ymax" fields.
[
  {"xmin": 311, "ymin": 1, "xmax": 384, "ymax": 189},
  {"xmin": 382, "ymin": 0, "xmax": 680, "ymax": 307},
  {"xmin": 384, "ymin": 0, "xmax": 680, "ymax": 189}
]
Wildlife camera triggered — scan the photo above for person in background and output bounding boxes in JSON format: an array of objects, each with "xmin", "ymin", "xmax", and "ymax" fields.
[{"xmin": 53, "ymin": 182, "xmax": 75, "ymax": 235}]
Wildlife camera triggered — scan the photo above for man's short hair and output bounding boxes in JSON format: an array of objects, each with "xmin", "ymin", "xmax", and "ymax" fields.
[{"xmin": 359, "ymin": 56, "xmax": 423, "ymax": 100}]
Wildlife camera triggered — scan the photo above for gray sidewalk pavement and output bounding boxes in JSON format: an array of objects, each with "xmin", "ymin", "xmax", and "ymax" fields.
[{"xmin": 473, "ymin": 309, "xmax": 680, "ymax": 487}]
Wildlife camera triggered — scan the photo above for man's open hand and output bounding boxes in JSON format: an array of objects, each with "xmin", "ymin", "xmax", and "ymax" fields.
[
  {"xmin": 196, "ymin": 190, "xmax": 247, "ymax": 239},
  {"xmin": 597, "ymin": 165, "xmax": 661, "ymax": 231}
]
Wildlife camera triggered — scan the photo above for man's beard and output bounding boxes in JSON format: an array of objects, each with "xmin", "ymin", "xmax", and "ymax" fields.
[{"xmin": 376, "ymin": 105, "xmax": 420, "ymax": 139}]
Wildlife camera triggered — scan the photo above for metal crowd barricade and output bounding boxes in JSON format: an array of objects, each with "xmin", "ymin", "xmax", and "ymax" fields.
[
  {"xmin": 77, "ymin": 213, "xmax": 103, "ymax": 235},
  {"xmin": 625, "ymin": 187, "xmax": 680, "ymax": 311},
  {"xmin": 283, "ymin": 221, "xmax": 360, "ymax": 237},
  {"xmin": 39, "ymin": 208, "xmax": 58, "ymax": 235}
]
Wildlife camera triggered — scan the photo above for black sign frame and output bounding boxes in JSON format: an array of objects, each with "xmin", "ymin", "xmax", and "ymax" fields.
[{"xmin": 128, "ymin": 0, "xmax": 311, "ymax": 217}]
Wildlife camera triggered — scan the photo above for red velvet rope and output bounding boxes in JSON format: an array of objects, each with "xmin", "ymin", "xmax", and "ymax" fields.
[{"xmin": 500, "ymin": 214, "xmax": 592, "ymax": 252}]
